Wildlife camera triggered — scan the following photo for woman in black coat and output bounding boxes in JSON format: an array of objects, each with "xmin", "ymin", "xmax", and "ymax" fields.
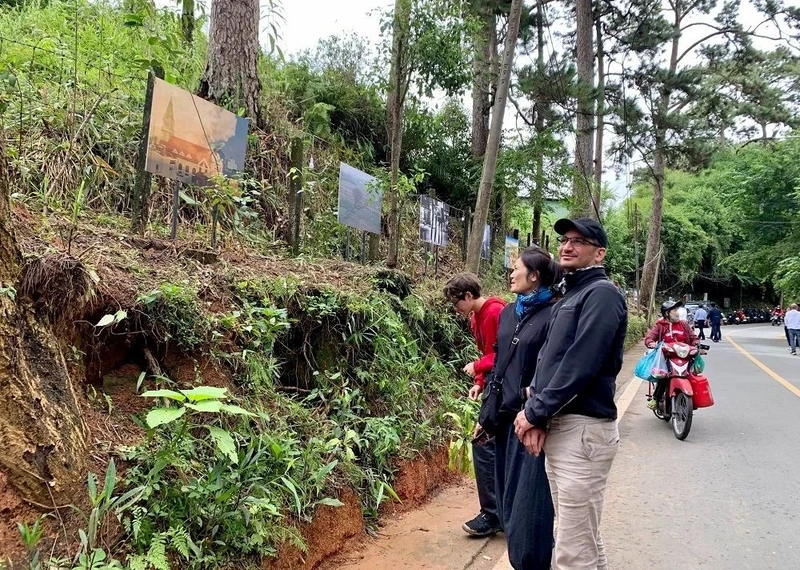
[{"xmin": 491, "ymin": 247, "xmax": 561, "ymax": 570}]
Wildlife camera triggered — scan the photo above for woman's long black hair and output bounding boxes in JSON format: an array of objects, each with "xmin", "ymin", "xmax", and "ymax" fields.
[{"xmin": 518, "ymin": 246, "xmax": 563, "ymax": 290}]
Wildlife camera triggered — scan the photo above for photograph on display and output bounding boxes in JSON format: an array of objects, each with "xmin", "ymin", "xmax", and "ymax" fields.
[
  {"xmin": 145, "ymin": 78, "xmax": 248, "ymax": 186},
  {"xmin": 481, "ymin": 224, "xmax": 491, "ymax": 260},
  {"xmin": 337, "ymin": 162, "xmax": 382, "ymax": 234},
  {"xmin": 504, "ymin": 236, "xmax": 519, "ymax": 268},
  {"xmin": 419, "ymin": 195, "xmax": 449, "ymax": 246}
]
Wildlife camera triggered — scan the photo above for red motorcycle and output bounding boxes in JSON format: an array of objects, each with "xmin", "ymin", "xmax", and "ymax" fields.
[{"xmin": 647, "ymin": 340, "xmax": 714, "ymax": 440}]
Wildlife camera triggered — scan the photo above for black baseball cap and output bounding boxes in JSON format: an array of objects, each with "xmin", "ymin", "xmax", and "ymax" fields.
[{"xmin": 554, "ymin": 217, "xmax": 608, "ymax": 248}]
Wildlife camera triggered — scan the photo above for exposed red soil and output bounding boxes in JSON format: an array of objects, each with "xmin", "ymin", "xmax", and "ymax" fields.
[
  {"xmin": 261, "ymin": 447, "xmax": 455, "ymax": 570},
  {"xmin": 262, "ymin": 488, "xmax": 365, "ymax": 570},
  {"xmin": 383, "ymin": 446, "xmax": 456, "ymax": 515}
]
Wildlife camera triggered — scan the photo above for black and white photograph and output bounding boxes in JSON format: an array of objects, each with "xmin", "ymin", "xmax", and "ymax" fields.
[{"xmin": 419, "ymin": 195, "xmax": 449, "ymax": 246}]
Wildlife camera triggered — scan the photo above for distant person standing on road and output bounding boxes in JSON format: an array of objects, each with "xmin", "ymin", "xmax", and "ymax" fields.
[
  {"xmin": 514, "ymin": 218, "xmax": 627, "ymax": 570},
  {"xmin": 784, "ymin": 304, "xmax": 800, "ymax": 355},
  {"xmin": 707, "ymin": 303, "xmax": 723, "ymax": 342},
  {"xmin": 444, "ymin": 274, "xmax": 506, "ymax": 537},
  {"xmin": 694, "ymin": 304, "xmax": 708, "ymax": 340}
]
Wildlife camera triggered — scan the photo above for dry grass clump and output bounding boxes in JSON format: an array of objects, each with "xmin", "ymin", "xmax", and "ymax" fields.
[{"xmin": 19, "ymin": 253, "xmax": 96, "ymax": 322}]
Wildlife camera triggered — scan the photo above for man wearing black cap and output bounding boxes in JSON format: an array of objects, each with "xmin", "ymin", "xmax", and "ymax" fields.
[{"xmin": 513, "ymin": 217, "xmax": 627, "ymax": 570}]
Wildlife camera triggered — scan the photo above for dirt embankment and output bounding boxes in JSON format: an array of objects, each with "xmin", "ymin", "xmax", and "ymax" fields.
[
  {"xmin": 263, "ymin": 446, "xmax": 455, "ymax": 570},
  {"xmin": 0, "ymin": 209, "xmax": 463, "ymax": 568}
]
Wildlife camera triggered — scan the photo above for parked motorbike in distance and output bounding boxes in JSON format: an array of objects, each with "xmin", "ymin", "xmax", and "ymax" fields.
[{"xmin": 647, "ymin": 341, "xmax": 714, "ymax": 440}]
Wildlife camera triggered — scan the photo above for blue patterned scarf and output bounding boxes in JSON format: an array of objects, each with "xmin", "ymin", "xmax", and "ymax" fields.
[{"xmin": 515, "ymin": 286, "xmax": 554, "ymax": 319}]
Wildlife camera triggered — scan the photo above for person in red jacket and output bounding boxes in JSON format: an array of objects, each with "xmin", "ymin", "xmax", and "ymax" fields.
[
  {"xmin": 644, "ymin": 300, "xmax": 698, "ymax": 348},
  {"xmin": 645, "ymin": 300, "xmax": 698, "ymax": 409},
  {"xmin": 444, "ymin": 273, "xmax": 506, "ymax": 537}
]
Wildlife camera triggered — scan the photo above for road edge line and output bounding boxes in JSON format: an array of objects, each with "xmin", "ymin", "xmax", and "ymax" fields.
[
  {"xmin": 727, "ymin": 334, "xmax": 800, "ymax": 398},
  {"xmin": 616, "ymin": 375, "xmax": 643, "ymax": 422}
]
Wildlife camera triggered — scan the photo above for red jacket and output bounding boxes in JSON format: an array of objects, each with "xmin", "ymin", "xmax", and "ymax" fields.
[
  {"xmin": 644, "ymin": 318, "xmax": 698, "ymax": 347},
  {"xmin": 470, "ymin": 297, "xmax": 507, "ymax": 388}
]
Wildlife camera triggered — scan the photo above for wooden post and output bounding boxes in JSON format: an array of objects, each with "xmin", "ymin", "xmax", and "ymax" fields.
[
  {"xmin": 211, "ymin": 204, "xmax": 219, "ymax": 249},
  {"xmin": 360, "ymin": 231, "xmax": 367, "ymax": 264},
  {"xmin": 345, "ymin": 228, "xmax": 351, "ymax": 261},
  {"xmin": 541, "ymin": 230, "xmax": 545, "ymax": 245},
  {"xmin": 131, "ymin": 66, "xmax": 164, "ymax": 235},
  {"xmin": 289, "ymin": 137, "xmax": 304, "ymax": 257},
  {"xmin": 434, "ymin": 245, "xmax": 439, "ymax": 278},
  {"xmin": 423, "ymin": 242, "xmax": 428, "ymax": 276},
  {"xmin": 462, "ymin": 208, "xmax": 471, "ymax": 262},
  {"xmin": 634, "ymin": 202, "xmax": 640, "ymax": 293},
  {"xmin": 527, "ymin": 232, "xmax": 531, "ymax": 247},
  {"xmin": 171, "ymin": 181, "xmax": 180, "ymax": 240}
]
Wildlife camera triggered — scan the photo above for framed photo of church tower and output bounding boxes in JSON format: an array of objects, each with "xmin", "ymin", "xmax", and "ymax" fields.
[{"xmin": 144, "ymin": 78, "xmax": 249, "ymax": 186}]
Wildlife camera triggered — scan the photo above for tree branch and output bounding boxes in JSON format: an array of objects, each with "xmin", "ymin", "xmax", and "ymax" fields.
[
  {"xmin": 678, "ymin": 29, "xmax": 774, "ymax": 65},
  {"xmin": 508, "ymin": 92, "xmax": 535, "ymax": 127}
]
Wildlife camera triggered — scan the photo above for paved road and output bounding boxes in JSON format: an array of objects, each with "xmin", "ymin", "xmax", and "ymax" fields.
[{"xmin": 604, "ymin": 324, "xmax": 800, "ymax": 570}]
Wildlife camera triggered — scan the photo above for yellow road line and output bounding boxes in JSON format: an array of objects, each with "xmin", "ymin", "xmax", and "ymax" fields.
[{"xmin": 726, "ymin": 335, "xmax": 800, "ymax": 398}]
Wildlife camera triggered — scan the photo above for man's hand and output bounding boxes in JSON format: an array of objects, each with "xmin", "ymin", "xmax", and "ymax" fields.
[
  {"xmin": 468, "ymin": 384, "xmax": 483, "ymax": 401},
  {"xmin": 521, "ymin": 427, "xmax": 547, "ymax": 456},
  {"xmin": 513, "ymin": 410, "xmax": 534, "ymax": 439},
  {"xmin": 473, "ymin": 423, "xmax": 483, "ymax": 439},
  {"xmin": 463, "ymin": 362, "xmax": 477, "ymax": 378}
]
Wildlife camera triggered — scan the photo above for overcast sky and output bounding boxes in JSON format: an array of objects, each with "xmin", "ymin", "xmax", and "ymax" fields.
[{"xmin": 281, "ymin": 0, "xmax": 391, "ymax": 56}]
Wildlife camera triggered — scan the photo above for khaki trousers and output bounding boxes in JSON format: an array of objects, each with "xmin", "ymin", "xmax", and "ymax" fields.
[{"xmin": 544, "ymin": 414, "xmax": 619, "ymax": 570}]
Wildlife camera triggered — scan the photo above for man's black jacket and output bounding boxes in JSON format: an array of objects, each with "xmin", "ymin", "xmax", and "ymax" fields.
[{"xmin": 524, "ymin": 267, "xmax": 627, "ymax": 426}]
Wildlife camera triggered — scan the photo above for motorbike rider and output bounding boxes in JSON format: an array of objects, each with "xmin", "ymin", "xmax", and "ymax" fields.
[{"xmin": 644, "ymin": 300, "xmax": 698, "ymax": 410}]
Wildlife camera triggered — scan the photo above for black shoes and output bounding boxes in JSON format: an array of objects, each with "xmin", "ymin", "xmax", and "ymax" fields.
[{"xmin": 462, "ymin": 513, "xmax": 502, "ymax": 537}]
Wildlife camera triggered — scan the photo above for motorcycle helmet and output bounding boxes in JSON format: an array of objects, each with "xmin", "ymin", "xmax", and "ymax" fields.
[{"xmin": 661, "ymin": 300, "xmax": 683, "ymax": 319}]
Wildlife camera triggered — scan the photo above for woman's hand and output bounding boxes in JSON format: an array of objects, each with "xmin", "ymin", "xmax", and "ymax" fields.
[{"xmin": 463, "ymin": 362, "xmax": 476, "ymax": 378}]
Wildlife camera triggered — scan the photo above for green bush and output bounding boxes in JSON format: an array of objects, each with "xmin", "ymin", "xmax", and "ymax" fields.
[
  {"xmin": 625, "ymin": 313, "xmax": 649, "ymax": 352},
  {"xmin": 110, "ymin": 275, "xmax": 473, "ymax": 568}
]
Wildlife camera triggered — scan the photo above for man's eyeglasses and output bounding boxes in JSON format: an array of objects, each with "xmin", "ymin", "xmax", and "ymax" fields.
[{"xmin": 557, "ymin": 236, "xmax": 601, "ymax": 248}]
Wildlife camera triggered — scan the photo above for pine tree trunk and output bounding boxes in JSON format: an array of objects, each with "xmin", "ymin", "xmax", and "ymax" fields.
[
  {"xmin": 470, "ymin": 0, "xmax": 494, "ymax": 160},
  {"xmin": 386, "ymin": 0, "xmax": 411, "ymax": 268},
  {"xmin": 198, "ymin": 0, "xmax": 261, "ymax": 121},
  {"xmin": 639, "ymin": 132, "xmax": 665, "ymax": 318},
  {"xmin": 532, "ymin": 1, "xmax": 545, "ymax": 243},
  {"xmin": 572, "ymin": 0, "xmax": 595, "ymax": 218},
  {"xmin": 466, "ymin": 0, "xmax": 523, "ymax": 272},
  {"xmin": 0, "ymin": 148, "xmax": 89, "ymax": 504},
  {"xmin": 593, "ymin": 18, "xmax": 605, "ymax": 204},
  {"xmin": 639, "ymin": 10, "xmax": 681, "ymax": 317}
]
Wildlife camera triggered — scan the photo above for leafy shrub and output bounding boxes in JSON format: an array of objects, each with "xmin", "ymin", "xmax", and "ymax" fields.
[
  {"xmin": 137, "ymin": 283, "xmax": 211, "ymax": 349},
  {"xmin": 625, "ymin": 313, "xmax": 649, "ymax": 352}
]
